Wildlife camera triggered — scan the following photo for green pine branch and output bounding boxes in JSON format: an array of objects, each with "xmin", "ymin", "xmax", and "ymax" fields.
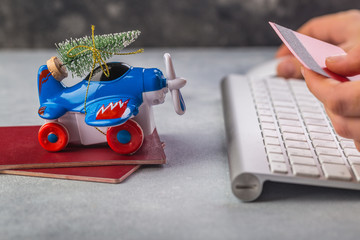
[{"xmin": 56, "ymin": 30, "xmax": 141, "ymax": 77}]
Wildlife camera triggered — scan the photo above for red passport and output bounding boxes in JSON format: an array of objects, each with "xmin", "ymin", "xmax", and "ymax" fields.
[
  {"xmin": 1, "ymin": 165, "xmax": 141, "ymax": 183},
  {"xmin": 0, "ymin": 126, "xmax": 166, "ymax": 170}
]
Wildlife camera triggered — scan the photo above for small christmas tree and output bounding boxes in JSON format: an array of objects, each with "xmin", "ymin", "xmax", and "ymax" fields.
[{"xmin": 56, "ymin": 25, "xmax": 142, "ymax": 78}]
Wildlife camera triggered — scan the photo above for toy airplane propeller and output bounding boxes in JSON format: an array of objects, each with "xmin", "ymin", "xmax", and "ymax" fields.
[{"xmin": 164, "ymin": 53, "xmax": 186, "ymax": 115}]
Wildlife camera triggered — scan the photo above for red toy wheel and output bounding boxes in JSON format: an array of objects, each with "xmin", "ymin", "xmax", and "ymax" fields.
[
  {"xmin": 106, "ymin": 119, "xmax": 144, "ymax": 155},
  {"xmin": 38, "ymin": 122, "xmax": 69, "ymax": 152}
]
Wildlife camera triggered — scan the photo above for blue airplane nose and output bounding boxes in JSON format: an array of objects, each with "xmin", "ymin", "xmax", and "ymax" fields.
[{"xmin": 143, "ymin": 68, "xmax": 167, "ymax": 92}]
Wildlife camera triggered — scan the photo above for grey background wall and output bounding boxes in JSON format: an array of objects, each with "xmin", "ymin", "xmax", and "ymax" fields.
[{"xmin": 1, "ymin": 0, "xmax": 360, "ymax": 48}]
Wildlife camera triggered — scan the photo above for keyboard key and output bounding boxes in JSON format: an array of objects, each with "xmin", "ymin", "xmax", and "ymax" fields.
[
  {"xmin": 273, "ymin": 101, "xmax": 295, "ymax": 108},
  {"xmin": 298, "ymin": 104, "xmax": 320, "ymax": 112},
  {"xmin": 261, "ymin": 122, "xmax": 276, "ymax": 130},
  {"xmin": 275, "ymin": 107, "xmax": 297, "ymax": 114},
  {"xmin": 284, "ymin": 140, "xmax": 309, "ymax": 149},
  {"xmin": 348, "ymin": 156, "xmax": 360, "ymax": 165},
  {"xmin": 302, "ymin": 112, "xmax": 324, "ymax": 120},
  {"xmin": 268, "ymin": 83, "xmax": 288, "ymax": 89},
  {"xmin": 307, "ymin": 125, "xmax": 331, "ymax": 134},
  {"xmin": 295, "ymin": 93, "xmax": 316, "ymax": 100},
  {"xmin": 257, "ymin": 103, "xmax": 271, "ymax": 110},
  {"xmin": 266, "ymin": 145, "xmax": 283, "ymax": 154},
  {"xmin": 289, "ymin": 155, "xmax": 316, "ymax": 166},
  {"xmin": 252, "ymin": 80, "xmax": 266, "ymax": 87},
  {"xmin": 318, "ymin": 155, "xmax": 344, "ymax": 165},
  {"xmin": 278, "ymin": 119, "xmax": 301, "ymax": 127},
  {"xmin": 289, "ymin": 79, "xmax": 307, "ymax": 86},
  {"xmin": 267, "ymin": 78, "xmax": 287, "ymax": 85},
  {"xmin": 272, "ymin": 94, "xmax": 292, "ymax": 101},
  {"xmin": 297, "ymin": 99, "xmax": 318, "ymax": 106},
  {"xmin": 303, "ymin": 118, "xmax": 328, "ymax": 127},
  {"xmin": 322, "ymin": 163, "xmax": 352, "ymax": 181},
  {"xmin": 283, "ymin": 132, "xmax": 307, "ymax": 142},
  {"xmin": 277, "ymin": 112, "xmax": 299, "ymax": 120},
  {"xmin": 339, "ymin": 140, "xmax": 356, "ymax": 149},
  {"xmin": 344, "ymin": 148, "xmax": 360, "ymax": 157},
  {"xmin": 253, "ymin": 92, "xmax": 267, "ymax": 99},
  {"xmin": 291, "ymin": 83, "xmax": 311, "ymax": 90},
  {"xmin": 351, "ymin": 165, "xmax": 360, "ymax": 182},
  {"xmin": 316, "ymin": 147, "xmax": 341, "ymax": 157},
  {"xmin": 270, "ymin": 162, "xmax": 288, "ymax": 174},
  {"xmin": 281, "ymin": 126, "xmax": 304, "ymax": 134},
  {"xmin": 309, "ymin": 132, "xmax": 333, "ymax": 141},
  {"xmin": 262, "ymin": 129, "xmax": 277, "ymax": 137},
  {"xmin": 269, "ymin": 88, "xmax": 288, "ymax": 94},
  {"xmin": 312, "ymin": 139, "xmax": 337, "ymax": 149},
  {"xmin": 291, "ymin": 86, "xmax": 311, "ymax": 92},
  {"xmin": 287, "ymin": 148, "xmax": 312, "ymax": 157},
  {"xmin": 264, "ymin": 137, "xmax": 280, "ymax": 146},
  {"xmin": 253, "ymin": 90, "xmax": 268, "ymax": 96},
  {"xmin": 253, "ymin": 90, "xmax": 266, "ymax": 95},
  {"xmin": 258, "ymin": 109, "xmax": 272, "ymax": 116},
  {"xmin": 337, "ymin": 136, "xmax": 353, "ymax": 142},
  {"xmin": 255, "ymin": 98, "xmax": 269, "ymax": 104},
  {"xmin": 291, "ymin": 84, "xmax": 309, "ymax": 90},
  {"xmin": 268, "ymin": 153, "xmax": 286, "ymax": 163},
  {"xmin": 292, "ymin": 164, "xmax": 320, "ymax": 177},
  {"xmin": 299, "ymin": 106, "xmax": 321, "ymax": 114},
  {"xmin": 259, "ymin": 116, "xmax": 274, "ymax": 123}
]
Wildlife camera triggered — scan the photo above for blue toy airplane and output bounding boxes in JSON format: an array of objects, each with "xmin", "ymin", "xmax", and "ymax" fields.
[{"xmin": 37, "ymin": 53, "xmax": 186, "ymax": 154}]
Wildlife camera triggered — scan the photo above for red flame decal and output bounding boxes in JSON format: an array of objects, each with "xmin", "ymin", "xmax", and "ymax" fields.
[
  {"xmin": 38, "ymin": 106, "xmax": 46, "ymax": 115},
  {"xmin": 96, "ymin": 99, "xmax": 129, "ymax": 120},
  {"xmin": 39, "ymin": 69, "xmax": 51, "ymax": 95}
]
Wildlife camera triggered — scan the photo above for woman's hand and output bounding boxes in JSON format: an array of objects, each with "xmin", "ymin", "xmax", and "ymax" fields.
[
  {"xmin": 303, "ymin": 44, "xmax": 360, "ymax": 149},
  {"xmin": 276, "ymin": 10, "xmax": 360, "ymax": 79}
]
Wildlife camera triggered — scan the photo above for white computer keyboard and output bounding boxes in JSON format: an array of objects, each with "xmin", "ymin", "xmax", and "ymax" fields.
[{"xmin": 221, "ymin": 74, "xmax": 360, "ymax": 202}]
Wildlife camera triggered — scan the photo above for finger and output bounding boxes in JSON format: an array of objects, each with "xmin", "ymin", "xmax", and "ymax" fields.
[
  {"xmin": 302, "ymin": 67, "xmax": 340, "ymax": 104},
  {"xmin": 325, "ymin": 109, "xmax": 360, "ymax": 140},
  {"xmin": 326, "ymin": 43, "xmax": 360, "ymax": 76},
  {"xmin": 302, "ymin": 67, "xmax": 360, "ymax": 117},
  {"xmin": 338, "ymin": 40, "xmax": 358, "ymax": 52},
  {"xmin": 304, "ymin": 67, "xmax": 360, "ymax": 116},
  {"xmin": 297, "ymin": 10, "xmax": 360, "ymax": 44},
  {"xmin": 295, "ymin": 16, "xmax": 340, "ymax": 43},
  {"xmin": 276, "ymin": 56, "xmax": 303, "ymax": 79}
]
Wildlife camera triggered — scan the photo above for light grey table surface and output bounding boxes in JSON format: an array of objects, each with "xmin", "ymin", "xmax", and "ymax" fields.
[{"xmin": 1, "ymin": 48, "xmax": 360, "ymax": 240}]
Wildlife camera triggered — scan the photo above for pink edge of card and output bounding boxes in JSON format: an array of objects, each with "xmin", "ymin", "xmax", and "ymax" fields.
[{"xmin": 269, "ymin": 22, "xmax": 310, "ymax": 69}]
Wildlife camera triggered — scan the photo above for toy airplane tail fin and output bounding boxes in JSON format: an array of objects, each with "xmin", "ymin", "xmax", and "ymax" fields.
[{"xmin": 37, "ymin": 65, "xmax": 65, "ymax": 104}]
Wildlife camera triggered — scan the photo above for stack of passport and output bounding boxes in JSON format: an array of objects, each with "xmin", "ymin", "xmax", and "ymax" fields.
[{"xmin": 0, "ymin": 126, "xmax": 166, "ymax": 183}]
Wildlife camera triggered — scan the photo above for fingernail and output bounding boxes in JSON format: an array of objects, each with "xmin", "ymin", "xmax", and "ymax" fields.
[
  {"xmin": 326, "ymin": 54, "xmax": 347, "ymax": 63},
  {"xmin": 279, "ymin": 61, "xmax": 295, "ymax": 78}
]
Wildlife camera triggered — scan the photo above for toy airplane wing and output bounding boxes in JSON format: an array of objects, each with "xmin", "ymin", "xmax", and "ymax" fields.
[
  {"xmin": 38, "ymin": 103, "xmax": 67, "ymax": 120},
  {"xmin": 85, "ymin": 97, "xmax": 141, "ymax": 127}
]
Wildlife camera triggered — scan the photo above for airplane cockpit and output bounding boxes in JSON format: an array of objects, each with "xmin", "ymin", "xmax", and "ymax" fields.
[{"xmin": 85, "ymin": 62, "xmax": 131, "ymax": 82}]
